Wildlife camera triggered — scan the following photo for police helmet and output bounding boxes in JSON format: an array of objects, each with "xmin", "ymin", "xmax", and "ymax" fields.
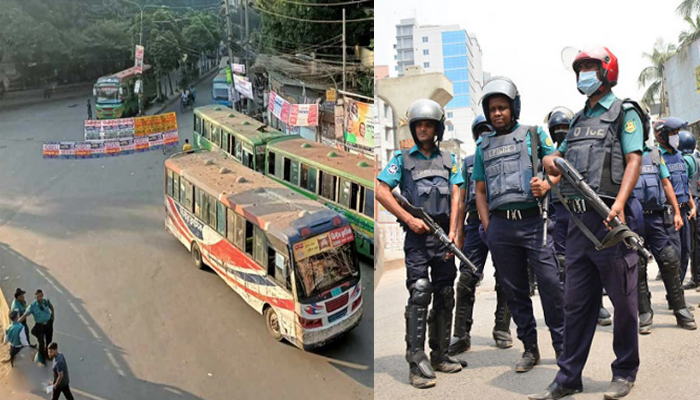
[
  {"xmin": 572, "ymin": 47, "xmax": 619, "ymax": 94},
  {"xmin": 481, "ymin": 77, "xmax": 520, "ymax": 126},
  {"xmin": 406, "ymin": 99, "xmax": 445, "ymax": 144},
  {"xmin": 471, "ymin": 115, "xmax": 493, "ymax": 141},
  {"xmin": 678, "ymin": 130, "xmax": 696, "ymax": 155},
  {"xmin": 654, "ymin": 117, "xmax": 688, "ymax": 147}
]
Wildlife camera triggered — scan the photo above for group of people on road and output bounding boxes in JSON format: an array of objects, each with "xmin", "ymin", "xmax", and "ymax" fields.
[
  {"xmin": 377, "ymin": 46, "xmax": 700, "ymax": 400},
  {"xmin": 4, "ymin": 288, "xmax": 74, "ymax": 399}
]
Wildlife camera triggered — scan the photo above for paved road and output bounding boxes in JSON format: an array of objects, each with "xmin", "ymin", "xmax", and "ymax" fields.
[
  {"xmin": 375, "ymin": 257, "xmax": 700, "ymax": 400},
  {"xmin": 0, "ymin": 76, "xmax": 373, "ymax": 400}
]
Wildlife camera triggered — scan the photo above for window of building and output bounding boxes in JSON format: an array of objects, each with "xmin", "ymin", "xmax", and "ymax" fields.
[
  {"xmin": 453, "ymin": 82, "xmax": 470, "ymax": 95},
  {"xmin": 448, "ymin": 125, "xmax": 455, "ymax": 132},
  {"xmin": 423, "ymin": 62, "xmax": 430, "ymax": 68},
  {"xmin": 423, "ymin": 49, "xmax": 429, "ymax": 55},
  {"xmin": 422, "ymin": 36, "xmax": 428, "ymax": 43},
  {"xmin": 446, "ymin": 95, "xmax": 471, "ymax": 109},
  {"xmin": 441, "ymin": 30, "xmax": 467, "ymax": 44},
  {"xmin": 443, "ymin": 56, "xmax": 469, "ymax": 70},
  {"xmin": 445, "ymin": 68, "xmax": 469, "ymax": 82},
  {"xmin": 446, "ymin": 112, "xmax": 453, "ymax": 118},
  {"xmin": 442, "ymin": 43, "xmax": 467, "ymax": 57}
]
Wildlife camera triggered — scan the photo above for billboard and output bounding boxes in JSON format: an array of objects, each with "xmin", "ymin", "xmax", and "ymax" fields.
[{"xmin": 344, "ymin": 98, "xmax": 374, "ymax": 148}]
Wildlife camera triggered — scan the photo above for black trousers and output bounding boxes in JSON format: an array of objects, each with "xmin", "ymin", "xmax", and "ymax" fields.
[
  {"xmin": 52, "ymin": 385, "xmax": 74, "ymax": 400},
  {"xmin": 9, "ymin": 346, "xmax": 22, "ymax": 367},
  {"xmin": 31, "ymin": 321, "xmax": 53, "ymax": 362}
]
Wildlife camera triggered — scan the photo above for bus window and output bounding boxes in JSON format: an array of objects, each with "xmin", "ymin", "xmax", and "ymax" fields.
[
  {"xmin": 365, "ymin": 188, "xmax": 375, "ymax": 218},
  {"xmin": 291, "ymin": 160, "xmax": 299, "ymax": 185},
  {"xmin": 283, "ymin": 157, "xmax": 291, "ymax": 182},
  {"xmin": 244, "ymin": 151, "xmax": 254, "ymax": 169},
  {"xmin": 173, "ymin": 174, "xmax": 180, "ymax": 203},
  {"xmin": 275, "ymin": 153, "xmax": 283, "ymax": 179},
  {"xmin": 339, "ymin": 178, "xmax": 351, "ymax": 208},
  {"xmin": 271, "ymin": 250, "xmax": 291, "ymax": 291},
  {"xmin": 216, "ymin": 201, "xmax": 226, "ymax": 236},
  {"xmin": 166, "ymin": 169, "xmax": 173, "ymax": 197},
  {"xmin": 351, "ymin": 182, "xmax": 360, "ymax": 211},
  {"xmin": 300, "ymin": 163, "xmax": 309, "ymax": 189},
  {"xmin": 212, "ymin": 126, "xmax": 220, "ymax": 147},
  {"xmin": 267, "ymin": 152, "xmax": 276, "ymax": 176},
  {"xmin": 235, "ymin": 213, "xmax": 245, "ymax": 249},
  {"xmin": 183, "ymin": 180, "xmax": 194, "ymax": 212},
  {"xmin": 194, "ymin": 114, "xmax": 201, "ymax": 133},
  {"xmin": 226, "ymin": 208, "xmax": 235, "ymax": 242},
  {"xmin": 222, "ymin": 132, "xmax": 229, "ymax": 155},
  {"xmin": 320, "ymin": 171, "xmax": 338, "ymax": 202},
  {"xmin": 235, "ymin": 141, "xmax": 242, "ymax": 160},
  {"xmin": 230, "ymin": 135, "xmax": 237, "ymax": 158},
  {"xmin": 245, "ymin": 221, "xmax": 254, "ymax": 255},
  {"xmin": 194, "ymin": 187, "xmax": 204, "ymax": 220},
  {"xmin": 254, "ymin": 226, "xmax": 267, "ymax": 268},
  {"xmin": 203, "ymin": 121, "xmax": 211, "ymax": 140},
  {"xmin": 308, "ymin": 167, "xmax": 318, "ymax": 193}
]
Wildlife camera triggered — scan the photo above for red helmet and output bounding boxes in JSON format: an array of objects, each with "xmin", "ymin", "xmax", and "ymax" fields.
[{"xmin": 572, "ymin": 47, "xmax": 618, "ymax": 88}]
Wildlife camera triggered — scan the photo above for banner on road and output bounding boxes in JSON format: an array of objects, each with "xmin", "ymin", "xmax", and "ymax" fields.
[
  {"xmin": 135, "ymin": 45, "xmax": 144, "ymax": 74},
  {"xmin": 289, "ymin": 103, "xmax": 319, "ymax": 127},
  {"xmin": 233, "ymin": 75, "xmax": 253, "ymax": 100},
  {"xmin": 232, "ymin": 63, "xmax": 245, "ymax": 74},
  {"xmin": 269, "ymin": 91, "xmax": 291, "ymax": 123},
  {"xmin": 84, "ymin": 112, "xmax": 177, "ymax": 140}
]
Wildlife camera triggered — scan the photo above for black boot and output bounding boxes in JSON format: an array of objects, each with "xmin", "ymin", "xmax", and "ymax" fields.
[
  {"xmin": 405, "ymin": 280, "xmax": 436, "ymax": 389},
  {"xmin": 493, "ymin": 277, "xmax": 513, "ymax": 349},
  {"xmin": 637, "ymin": 257, "xmax": 653, "ymax": 334},
  {"xmin": 448, "ymin": 273, "xmax": 474, "ymax": 356},
  {"xmin": 428, "ymin": 294, "xmax": 464, "ymax": 373},
  {"xmin": 515, "ymin": 342, "xmax": 540, "ymax": 372},
  {"xmin": 658, "ymin": 246, "xmax": 697, "ymax": 330}
]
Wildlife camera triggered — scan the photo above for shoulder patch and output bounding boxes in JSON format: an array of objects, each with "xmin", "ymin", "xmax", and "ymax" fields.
[
  {"xmin": 624, "ymin": 120, "xmax": 636, "ymax": 133},
  {"xmin": 545, "ymin": 137, "xmax": 553, "ymax": 147},
  {"xmin": 452, "ymin": 164, "xmax": 458, "ymax": 174},
  {"xmin": 387, "ymin": 164, "xmax": 399, "ymax": 175}
]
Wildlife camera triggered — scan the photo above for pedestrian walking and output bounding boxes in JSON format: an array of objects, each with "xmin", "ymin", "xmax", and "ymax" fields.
[
  {"xmin": 4, "ymin": 310, "xmax": 29, "ymax": 368},
  {"xmin": 87, "ymin": 99, "xmax": 92, "ymax": 120},
  {"xmin": 47, "ymin": 342, "xmax": 74, "ymax": 400},
  {"xmin": 376, "ymin": 98, "xmax": 465, "ymax": 389},
  {"xmin": 533, "ymin": 46, "xmax": 645, "ymax": 400},
  {"xmin": 19, "ymin": 289, "xmax": 54, "ymax": 366},
  {"xmin": 10, "ymin": 288, "xmax": 36, "ymax": 347}
]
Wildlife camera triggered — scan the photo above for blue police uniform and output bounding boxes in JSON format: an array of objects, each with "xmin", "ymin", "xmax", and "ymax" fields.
[
  {"xmin": 472, "ymin": 123, "xmax": 565, "ymax": 358},
  {"xmin": 554, "ymin": 92, "xmax": 643, "ymax": 390},
  {"xmin": 686, "ymin": 152, "xmax": 700, "ymax": 285}
]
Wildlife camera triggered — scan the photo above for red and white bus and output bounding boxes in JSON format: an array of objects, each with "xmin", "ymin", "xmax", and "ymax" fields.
[{"xmin": 164, "ymin": 151, "xmax": 363, "ymax": 349}]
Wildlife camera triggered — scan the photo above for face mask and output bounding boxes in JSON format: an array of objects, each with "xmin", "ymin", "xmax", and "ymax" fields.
[
  {"xmin": 669, "ymin": 134, "xmax": 680, "ymax": 149},
  {"xmin": 577, "ymin": 71, "xmax": 602, "ymax": 97},
  {"xmin": 553, "ymin": 129, "xmax": 568, "ymax": 144}
]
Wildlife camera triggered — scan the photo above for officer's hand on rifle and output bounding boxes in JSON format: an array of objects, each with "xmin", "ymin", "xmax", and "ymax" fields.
[
  {"xmin": 445, "ymin": 231, "xmax": 457, "ymax": 259},
  {"xmin": 689, "ymin": 206, "xmax": 697, "ymax": 220},
  {"xmin": 675, "ymin": 213, "xmax": 684, "ymax": 231},
  {"xmin": 605, "ymin": 201, "xmax": 626, "ymax": 227},
  {"xmin": 543, "ymin": 154, "xmax": 562, "ymax": 177},
  {"xmin": 530, "ymin": 177, "xmax": 550, "ymax": 198},
  {"xmin": 407, "ymin": 216, "xmax": 430, "ymax": 235}
]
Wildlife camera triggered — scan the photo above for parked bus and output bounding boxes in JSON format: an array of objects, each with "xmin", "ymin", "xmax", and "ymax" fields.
[
  {"xmin": 211, "ymin": 72, "xmax": 231, "ymax": 107},
  {"xmin": 265, "ymin": 137, "xmax": 375, "ymax": 258},
  {"xmin": 193, "ymin": 105, "xmax": 288, "ymax": 173},
  {"xmin": 164, "ymin": 151, "xmax": 363, "ymax": 349},
  {"xmin": 93, "ymin": 65, "xmax": 153, "ymax": 119}
]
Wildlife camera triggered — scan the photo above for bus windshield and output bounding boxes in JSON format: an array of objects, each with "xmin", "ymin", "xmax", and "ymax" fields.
[
  {"xmin": 293, "ymin": 226, "xmax": 358, "ymax": 298},
  {"xmin": 213, "ymin": 86, "xmax": 229, "ymax": 100},
  {"xmin": 96, "ymin": 86, "xmax": 120, "ymax": 104}
]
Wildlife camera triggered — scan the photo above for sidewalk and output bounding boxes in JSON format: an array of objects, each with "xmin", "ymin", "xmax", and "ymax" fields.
[
  {"xmin": 144, "ymin": 67, "xmax": 218, "ymax": 116},
  {"xmin": 0, "ymin": 83, "xmax": 94, "ymax": 112}
]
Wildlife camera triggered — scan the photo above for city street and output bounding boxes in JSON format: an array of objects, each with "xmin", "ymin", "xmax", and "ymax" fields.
[
  {"xmin": 0, "ymin": 75, "xmax": 373, "ymax": 400},
  {"xmin": 375, "ymin": 259, "xmax": 700, "ymax": 400}
]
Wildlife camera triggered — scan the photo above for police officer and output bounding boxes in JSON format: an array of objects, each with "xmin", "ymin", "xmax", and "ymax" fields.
[
  {"xmin": 10, "ymin": 288, "xmax": 36, "ymax": 348},
  {"xmin": 448, "ymin": 115, "xmax": 513, "ymax": 356},
  {"xmin": 654, "ymin": 119, "xmax": 698, "ymax": 289},
  {"xmin": 19, "ymin": 289, "xmax": 55, "ymax": 366},
  {"xmin": 533, "ymin": 47, "xmax": 643, "ymax": 400},
  {"xmin": 473, "ymin": 77, "xmax": 565, "ymax": 373},
  {"xmin": 376, "ymin": 99, "xmax": 465, "ymax": 389},
  {"xmin": 4, "ymin": 310, "xmax": 29, "ymax": 368},
  {"xmin": 632, "ymin": 140, "xmax": 696, "ymax": 334},
  {"xmin": 679, "ymin": 130, "xmax": 700, "ymax": 289},
  {"xmin": 546, "ymin": 107, "xmax": 613, "ymax": 326}
]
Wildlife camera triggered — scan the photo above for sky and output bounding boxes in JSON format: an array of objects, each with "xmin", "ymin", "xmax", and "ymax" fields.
[{"xmin": 375, "ymin": 0, "xmax": 688, "ymax": 126}]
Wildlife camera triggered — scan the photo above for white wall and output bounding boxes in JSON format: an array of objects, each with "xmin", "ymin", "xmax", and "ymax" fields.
[{"xmin": 665, "ymin": 39, "xmax": 700, "ymax": 125}]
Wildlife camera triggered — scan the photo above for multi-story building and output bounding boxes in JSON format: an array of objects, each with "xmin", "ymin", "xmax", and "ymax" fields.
[{"xmin": 395, "ymin": 18, "xmax": 485, "ymax": 154}]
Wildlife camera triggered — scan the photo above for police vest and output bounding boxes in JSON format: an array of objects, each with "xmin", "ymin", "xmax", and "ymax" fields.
[
  {"xmin": 663, "ymin": 150, "xmax": 690, "ymax": 204},
  {"xmin": 560, "ymin": 100, "xmax": 626, "ymax": 200},
  {"xmin": 632, "ymin": 148, "xmax": 666, "ymax": 211},
  {"xmin": 5, "ymin": 322, "xmax": 24, "ymax": 347},
  {"xmin": 462, "ymin": 154, "xmax": 477, "ymax": 213},
  {"xmin": 689, "ymin": 153, "xmax": 700, "ymax": 198},
  {"xmin": 400, "ymin": 149, "xmax": 452, "ymax": 224},
  {"xmin": 480, "ymin": 125, "xmax": 536, "ymax": 211}
]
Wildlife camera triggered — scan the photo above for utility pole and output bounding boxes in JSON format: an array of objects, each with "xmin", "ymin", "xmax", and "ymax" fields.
[
  {"xmin": 342, "ymin": 8, "xmax": 346, "ymax": 92},
  {"xmin": 244, "ymin": 0, "xmax": 250, "ymax": 114},
  {"xmin": 224, "ymin": 0, "xmax": 235, "ymax": 68}
]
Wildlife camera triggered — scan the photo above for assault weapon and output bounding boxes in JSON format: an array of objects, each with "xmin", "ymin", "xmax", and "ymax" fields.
[
  {"xmin": 552, "ymin": 157, "xmax": 653, "ymax": 260},
  {"xmin": 392, "ymin": 191, "xmax": 478, "ymax": 276}
]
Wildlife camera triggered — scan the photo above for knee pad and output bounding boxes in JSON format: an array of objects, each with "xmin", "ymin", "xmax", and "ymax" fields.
[
  {"xmin": 660, "ymin": 245, "xmax": 680, "ymax": 266},
  {"xmin": 457, "ymin": 272, "xmax": 475, "ymax": 290},
  {"xmin": 439, "ymin": 286, "xmax": 455, "ymax": 310},
  {"xmin": 410, "ymin": 278, "xmax": 433, "ymax": 307}
]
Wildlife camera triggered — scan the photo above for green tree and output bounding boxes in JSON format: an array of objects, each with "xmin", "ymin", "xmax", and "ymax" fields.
[
  {"xmin": 678, "ymin": 14, "xmax": 700, "ymax": 53},
  {"xmin": 638, "ymin": 38, "xmax": 677, "ymax": 116},
  {"xmin": 148, "ymin": 30, "xmax": 181, "ymax": 101},
  {"xmin": 677, "ymin": 0, "xmax": 700, "ymax": 18}
]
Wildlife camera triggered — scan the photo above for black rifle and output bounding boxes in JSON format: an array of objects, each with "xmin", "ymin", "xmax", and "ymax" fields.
[
  {"xmin": 392, "ymin": 191, "xmax": 478, "ymax": 276},
  {"xmin": 691, "ymin": 212, "xmax": 698, "ymax": 284},
  {"xmin": 528, "ymin": 126, "xmax": 549, "ymax": 247},
  {"xmin": 551, "ymin": 157, "xmax": 652, "ymax": 260}
]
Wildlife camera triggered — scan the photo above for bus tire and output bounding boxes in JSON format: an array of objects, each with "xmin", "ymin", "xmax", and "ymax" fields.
[
  {"xmin": 264, "ymin": 306, "xmax": 283, "ymax": 342},
  {"xmin": 191, "ymin": 242, "xmax": 204, "ymax": 270}
]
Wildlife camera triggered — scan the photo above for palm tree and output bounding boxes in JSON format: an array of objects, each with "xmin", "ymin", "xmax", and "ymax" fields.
[
  {"xmin": 677, "ymin": 0, "xmax": 700, "ymax": 18},
  {"xmin": 678, "ymin": 14, "xmax": 700, "ymax": 53},
  {"xmin": 638, "ymin": 38, "xmax": 677, "ymax": 116}
]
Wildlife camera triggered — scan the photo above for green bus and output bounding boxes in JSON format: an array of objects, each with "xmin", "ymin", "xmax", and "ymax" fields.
[
  {"xmin": 264, "ymin": 137, "xmax": 374, "ymax": 258},
  {"xmin": 192, "ymin": 105, "xmax": 289, "ymax": 174},
  {"xmin": 94, "ymin": 64, "xmax": 154, "ymax": 119}
]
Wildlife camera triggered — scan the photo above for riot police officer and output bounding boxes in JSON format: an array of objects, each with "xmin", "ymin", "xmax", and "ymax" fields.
[
  {"xmin": 654, "ymin": 119, "xmax": 698, "ymax": 288},
  {"xmin": 376, "ymin": 99, "xmax": 465, "ymax": 389},
  {"xmin": 448, "ymin": 115, "xmax": 513, "ymax": 356},
  {"xmin": 679, "ymin": 130, "xmax": 700, "ymax": 289},
  {"xmin": 546, "ymin": 107, "xmax": 613, "ymax": 326},
  {"xmin": 472, "ymin": 77, "xmax": 565, "ymax": 373},
  {"xmin": 632, "ymin": 139, "xmax": 695, "ymax": 334},
  {"xmin": 534, "ymin": 47, "xmax": 643, "ymax": 400}
]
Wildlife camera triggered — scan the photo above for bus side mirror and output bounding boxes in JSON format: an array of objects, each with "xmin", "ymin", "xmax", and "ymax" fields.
[
  {"xmin": 93, "ymin": 88, "xmax": 97, "ymax": 96},
  {"xmin": 119, "ymin": 87, "xmax": 124, "ymax": 95}
]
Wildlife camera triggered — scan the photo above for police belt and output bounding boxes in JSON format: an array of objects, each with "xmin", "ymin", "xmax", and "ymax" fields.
[
  {"xmin": 491, "ymin": 207, "xmax": 541, "ymax": 221},
  {"xmin": 466, "ymin": 211, "xmax": 481, "ymax": 223},
  {"xmin": 567, "ymin": 198, "xmax": 616, "ymax": 214},
  {"xmin": 643, "ymin": 209, "xmax": 663, "ymax": 215}
]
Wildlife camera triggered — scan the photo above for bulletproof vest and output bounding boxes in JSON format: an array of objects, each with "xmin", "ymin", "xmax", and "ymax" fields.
[
  {"xmin": 690, "ymin": 154, "xmax": 700, "ymax": 198},
  {"xmin": 480, "ymin": 125, "xmax": 535, "ymax": 211},
  {"xmin": 632, "ymin": 148, "xmax": 666, "ymax": 211},
  {"xmin": 400, "ymin": 149, "xmax": 452, "ymax": 224},
  {"xmin": 560, "ymin": 100, "xmax": 626, "ymax": 200},
  {"xmin": 462, "ymin": 154, "xmax": 477, "ymax": 212},
  {"xmin": 662, "ymin": 149, "xmax": 690, "ymax": 204}
]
